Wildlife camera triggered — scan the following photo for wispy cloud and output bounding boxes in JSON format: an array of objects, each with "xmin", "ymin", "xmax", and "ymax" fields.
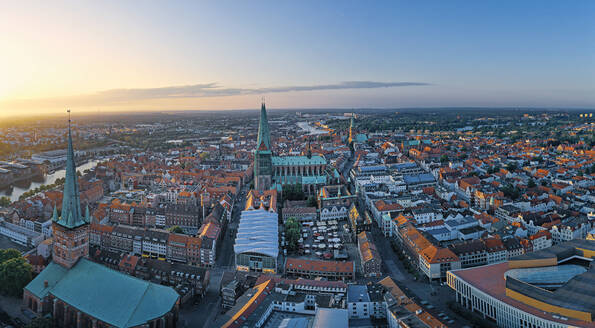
[
  {"xmin": 1, "ymin": 81, "xmax": 429, "ymax": 109},
  {"xmin": 92, "ymin": 81, "xmax": 429, "ymax": 101}
]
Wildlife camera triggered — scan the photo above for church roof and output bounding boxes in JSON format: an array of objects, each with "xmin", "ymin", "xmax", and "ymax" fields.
[
  {"xmin": 54, "ymin": 119, "xmax": 89, "ymax": 229},
  {"xmin": 272, "ymin": 155, "xmax": 326, "ymax": 166},
  {"xmin": 256, "ymin": 102, "xmax": 271, "ymax": 152},
  {"xmin": 25, "ymin": 259, "xmax": 179, "ymax": 328}
]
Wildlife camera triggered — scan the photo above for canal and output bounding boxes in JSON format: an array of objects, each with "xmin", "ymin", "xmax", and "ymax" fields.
[{"xmin": 0, "ymin": 159, "xmax": 103, "ymax": 202}]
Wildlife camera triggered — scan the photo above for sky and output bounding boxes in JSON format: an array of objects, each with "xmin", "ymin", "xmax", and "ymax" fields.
[{"xmin": 0, "ymin": 1, "xmax": 594, "ymax": 116}]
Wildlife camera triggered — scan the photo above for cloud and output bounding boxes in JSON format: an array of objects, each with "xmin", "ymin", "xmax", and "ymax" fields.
[
  {"xmin": 94, "ymin": 81, "xmax": 429, "ymax": 101},
  {"xmin": 1, "ymin": 81, "xmax": 430, "ymax": 108}
]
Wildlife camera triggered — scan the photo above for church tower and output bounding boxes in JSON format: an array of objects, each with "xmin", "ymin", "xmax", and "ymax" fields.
[
  {"xmin": 52, "ymin": 112, "xmax": 91, "ymax": 269},
  {"xmin": 254, "ymin": 101, "xmax": 273, "ymax": 191},
  {"xmin": 348, "ymin": 114, "xmax": 355, "ymax": 151}
]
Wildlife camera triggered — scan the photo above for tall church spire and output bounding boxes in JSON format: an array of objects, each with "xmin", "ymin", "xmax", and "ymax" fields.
[
  {"xmin": 56, "ymin": 110, "xmax": 88, "ymax": 229},
  {"xmin": 256, "ymin": 100, "xmax": 271, "ymax": 152},
  {"xmin": 348, "ymin": 114, "xmax": 355, "ymax": 145}
]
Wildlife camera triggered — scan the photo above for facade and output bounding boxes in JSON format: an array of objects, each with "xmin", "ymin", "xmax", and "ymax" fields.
[
  {"xmin": 357, "ymin": 231, "xmax": 382, "ymax": 277},
  {"xmin": 284, "ymin": 258, "xmax": 355, "ymax": 280},
  {"xmin": 0, "ymin": 217, "xmax": 44, "ymax": 247},
  {"xmin": 447, "ymin": 239, "xmax": 595, "ymax": 328},
  {"xmin": 234, "ymin": 209, "xmax": 278, "ymax": 273},
  {"xmin": 346, "ymin": 284, "xmax": 386, "ymax": 319},
  {"xmin": 23, "ymin": 122, "xmax": 180, "ymax": 328},
  {"xmin": 253, "ymin": 102, "xmax": 331, "ymax": 194},
  {"xmin": 318, "ymin": 185, "xmax": 356, "ymax": 221}
]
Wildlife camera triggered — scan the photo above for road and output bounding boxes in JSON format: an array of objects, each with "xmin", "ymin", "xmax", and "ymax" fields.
[
  {"xmin": 179, "ymin": 184, "xmax": 248, "ymax": 328},
  {"xmin": 368, "ymin": 224, "xmax": 470, "ymax": 327}
]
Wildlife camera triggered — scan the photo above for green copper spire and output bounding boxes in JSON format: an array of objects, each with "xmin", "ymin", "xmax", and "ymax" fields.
[
  {"xmin": 56, "ymin": 111, "xmax": 88, "ymax": 229},
  {"xmin": 52, "ymin": 204, "xmax": 58, "ymax": 221},
  {"xmin": 256, "ymin": 101, "xmax": 271, "ymax": 152}
]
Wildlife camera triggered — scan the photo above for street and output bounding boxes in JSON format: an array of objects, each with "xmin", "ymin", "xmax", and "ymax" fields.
[
  {"xmin": 368, "ymin": 224, "xmax": 470, "ymax": 327},
  {"xmin": 179, "ymin": 184, "xmax": 248, "ymax": 328}
]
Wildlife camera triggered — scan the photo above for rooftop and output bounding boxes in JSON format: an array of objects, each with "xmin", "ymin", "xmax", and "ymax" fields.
[{"xmin": 25, "ymin": 259, "xmax": 179, "ymax": 328}]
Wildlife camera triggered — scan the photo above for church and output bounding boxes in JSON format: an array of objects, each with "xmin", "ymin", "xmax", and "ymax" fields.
[
  {"xmin": 23, "ymin": 119, "xmax": 179, "ymax": 328},
  {"xmin": 254, "ymin": 102, "xmax": 337, "ymax": 194}
]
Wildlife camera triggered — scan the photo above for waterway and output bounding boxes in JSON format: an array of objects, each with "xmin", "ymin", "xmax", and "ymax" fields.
[
  {"xmin": 297, "ymin": 122, "xmax": 328, "ymax": 135},
  {"xmin": 0, "ymin": 159, "xmax": 103, "ymax": 202}
]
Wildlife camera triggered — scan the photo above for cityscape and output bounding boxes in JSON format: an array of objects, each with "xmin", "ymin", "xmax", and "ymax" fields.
[{"xmin": 0, "ymin": 2, "xmax": 594, "ymax": 328}]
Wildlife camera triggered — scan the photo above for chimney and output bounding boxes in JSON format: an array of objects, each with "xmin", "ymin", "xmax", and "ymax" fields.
[{"xmin": 44, "ymin": 280, "xmax": 48, "ymax": 288}]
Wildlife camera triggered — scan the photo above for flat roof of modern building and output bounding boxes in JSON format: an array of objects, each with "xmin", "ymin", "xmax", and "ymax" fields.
[
  {"xmin": 450, "ymin": 239, "xmax": 595, "ymax": 327},
  {"xmin": 234, "ymin": 209, "xmax": 279, "ymax": 258}
]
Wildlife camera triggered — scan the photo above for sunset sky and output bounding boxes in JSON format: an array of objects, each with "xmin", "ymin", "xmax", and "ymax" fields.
[{"xmin": 1, "ymin": 1, "xmax": 594, "ymax": 116}]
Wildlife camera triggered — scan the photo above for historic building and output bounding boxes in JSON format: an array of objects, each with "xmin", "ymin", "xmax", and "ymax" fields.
[
  {"xmin": 23, "ymin": 119, "xmax": 180, "ymax": 328},
  {"xmin": 254, "ymin": 102, "xmax": 333, "ymax": 194}
]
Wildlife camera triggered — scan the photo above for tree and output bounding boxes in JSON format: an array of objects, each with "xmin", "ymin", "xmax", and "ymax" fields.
[
  {"xmin": 283, "ymin": 184, "xmax": 305, "ymax": 201},
  {"xmin": 527, "ymin": 178, "xmax": 536, "ymax": 189},
  {"xmin": 440, "ymin": 154, "xmax": 449, "ymax": 163},
  {"xmin": 0, "ymin": 256, "xmax": 32, "ymax": 297},
  {"xmin": 506, "ymin": 162, "xmax": 518, "ymax": 172},
  {"xmin": 0, "ymin": 196, "xmax": 10, "ymax": 207},
  {"xmin": 26, "ymin": 317, "xmax": 54, "ymax": 328},
  {"xmin": 0, "ymin": 249, "xmax": 21, "ymax": 263},
  {"xmin": 307, "ymin": 196, "xmax": 317, "ymax": 208},
  {"xmin": 501, "ymin": 184, "xmax": 520, "ymax": 200},
  {"xmin": 284, "ymin": 217, "xmax": 301, "ymax": 252},
  {"xmin": 167, "ymin": 226, "xmax": 183, "ymax": 234}
]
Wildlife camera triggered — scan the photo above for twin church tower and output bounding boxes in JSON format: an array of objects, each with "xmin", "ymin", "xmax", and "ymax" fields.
[{"xmin": 253, "ymin": 102, "xmax": 332, "ymax": 194}]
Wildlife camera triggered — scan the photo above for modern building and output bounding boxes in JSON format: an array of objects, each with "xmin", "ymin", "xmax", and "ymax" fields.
[
  {"xmin": 23, "ymin": 122, "xmax": 180, "ymax": 328},
  {"xmin": 253, "ymin": 102, "xmax": 331, "ymax": 194},
  {"xmin": 447, "ymin": 239, "xmax": 595, "ymax": 328},
  {"xmin": 0, "ymin": 217, "xmax": 44, "ymax": 247},
  {"xmin": 234, "ymin": 209, "xmax": 279, "ymax": 273}
]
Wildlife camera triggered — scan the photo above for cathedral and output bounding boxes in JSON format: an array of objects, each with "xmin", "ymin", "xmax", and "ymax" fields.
[
  {"xmin": 254, "ymin": 102, "xmax": 336, "ymax": 194},
  {"xmin": 23, "ymin": 118, "xmax": 179, "ymax": 328}
]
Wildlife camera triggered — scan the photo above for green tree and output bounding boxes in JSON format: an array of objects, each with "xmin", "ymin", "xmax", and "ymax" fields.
[
  {"xmin": 167, "ymin": 226, "xmax": 183, "ymax": 234},
  {"xmin": 307, "ymin": 196, "xmax": 317, "ymax": 208},
  {"xmin": 0, "ymin": 256, "xmax": 32, "ymax": 297},
  {"xmin": 283, "ymin": 184, "xmax": 305, "ymax": 201},
  {"xmin": 284, "ymin": 217, "xmax": 300, "ymax": 252},
  {"xmin": 527, "ymin": 178, "xmax": 536, "ymax": 188},
  {"xmin": 0, "ymin": 196, "xmax": 10, "ymax": 207},
  {"xmin": 506, "ymin": 162, "xmax": 518, "ymax": 172},
  {"xmin": 0, "ymin": 249, "xmax": 21, "ymax": 263},
  {"xmin": 26, "ymin": 317, "xmax": 54, "ymax": 328},
  {"xmin": 440, "ymin": 154, "xmax": 449, "ymax": 163}
]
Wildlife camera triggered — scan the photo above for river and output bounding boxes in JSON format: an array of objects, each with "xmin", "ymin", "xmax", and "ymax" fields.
[
  {"xmin": 0, "ymin": 159, "xmax": 103, "ymax": 202},
  {"xmin": 297, "ymin": 122, "xmax": 328, "ymax": 135}
]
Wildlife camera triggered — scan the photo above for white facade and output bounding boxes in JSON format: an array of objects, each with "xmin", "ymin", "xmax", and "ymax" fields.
[
  {"xmin": 447, "ymin": 271, "xmax": 572, "ymax": 328},
  {"xmin": 319, "ymin": 206, "xmax": 348, "ymax": 221}
]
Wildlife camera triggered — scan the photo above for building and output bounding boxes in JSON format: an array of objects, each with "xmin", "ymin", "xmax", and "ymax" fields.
[
  {"xmin": 0, "ymin": 217, "xmax": 44, "ymax": 247},
  {"xmin": 419, "ymin": 245, "xmax": 461, "ymax": 281},
  {"xmin": 447, "ymin": 239, "xmax": 595, "ymax": 328},
  {"xmin": 23, "ymin": 122, "xmax": 180, "ymax": 328},
  {"xmin": 234, "ymin": 209, "xmax": 278, "ymax": 273},
  {"xmin": 346, "ymin": 284, "xmax": 386, "ymax": 320},
  {"xmin": 357, "ymin": 231, "xmax": 382, "ymax": 278},
  {"xmin": 253, "ymin": 102, "xmax": 331, "ymax": 194},
  {"xmin": 318, "ymin": 185, "xmax": 356, "ymax": 221},
  {"xmin": 285, "ymin": 258, "xmax": 355, "ymax": 281}
]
